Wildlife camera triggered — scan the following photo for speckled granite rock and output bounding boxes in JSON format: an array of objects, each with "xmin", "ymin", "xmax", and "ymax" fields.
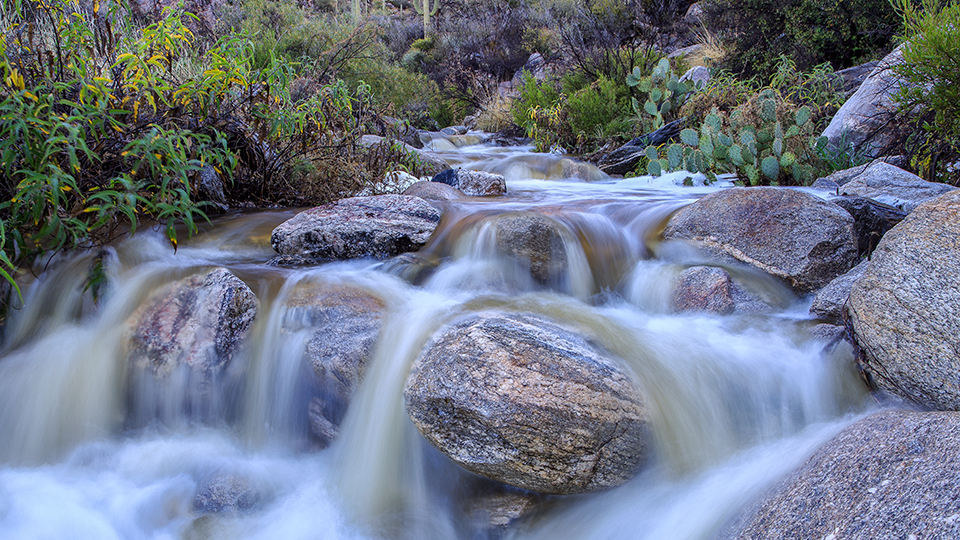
[
  {"xmin": 403, "ymin": 180, "xmax": 465, "ymax": 201},
  {"xmin": 847, "ymin": 190, "xmax": 960, "ymax": 410},
  {"xmin": 431, "ymin": 169, "xmax": 507, "ymax": 197},
  {"xmin": 663, "ymin": 188, "xmax": 857, "ymax": 294},
  {"xmin": 726, "ymin": 410, "xmax": 960, "ymax": 540},
  {"xmin": 671, "ymin": 266, "xmax": 772, "ymax": 315},
  {"xmin": 404, "ymin": 312, "xmax": 651, "ymax": 495},
  {"xmin": 271, "ymin": 195, "xmax": 441, "ymax": 261},
  {"xmin": 492, "ymin": 212, "xmax": 569, "ymax": 285},
  {"xmin": 839, "ymin": 161, "xmax": 956, "ymax": 213}
]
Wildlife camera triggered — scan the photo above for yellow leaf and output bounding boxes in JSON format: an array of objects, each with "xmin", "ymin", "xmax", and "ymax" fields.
[{"xmin": 23, "ymin": 91, "xmax": 37, "ymax": 101}]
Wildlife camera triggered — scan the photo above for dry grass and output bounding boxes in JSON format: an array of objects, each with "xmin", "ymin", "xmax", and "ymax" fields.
[{"xmin": 474, "ymin": 92, "xmax": 516, "ymax": 132}]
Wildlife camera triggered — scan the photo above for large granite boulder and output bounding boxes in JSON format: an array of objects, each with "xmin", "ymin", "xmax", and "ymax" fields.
[
  {"xmin": 847, "ymin": 190, "xmax": 960, "ymax": 410},
  {"xmin": 404, "ymin": 312, "xmax": 651, "ymax": 495},
  {"xmin": 492, "ymin": 212, "xmax": 569, "ymax": 285},
  {"xmin": 727, "ymin": 410, "xmax": 960, "ymax": 539},
  {"xmin": 271, "ymin": 195, "xmax": 441, "ymax": 261},
  {"xmin": 124, "ymin": 268, "xmax": 258, "ymax": 419},
  {"xmin": 821, "ymin": 46, "xmax": 911, "ymax": 159},
  {"xmin": 282, "ymin": 284, "xmax": 385, "ymax": 445},
  {"xmin": 839, "ymin": 161, "xmax": 957, "ymax": 213},
  {"xmin": 663, "ymin": 188, "xmax": 857, "ymax": 294}
]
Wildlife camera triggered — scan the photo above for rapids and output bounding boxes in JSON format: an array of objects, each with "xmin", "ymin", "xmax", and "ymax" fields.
[{"xmin": 0, "ymin": 141, "xmax": 869, "ymax": 540}]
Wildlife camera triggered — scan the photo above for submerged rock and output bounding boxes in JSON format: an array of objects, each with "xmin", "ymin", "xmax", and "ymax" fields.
[
  {"xmin": 194, "ymin": 472, "xmax": 261, "ymax": 514},
  {"xmin": 670, "ymin": 266, "xmax": 772, "ymax": 315},
  {"xmin": 403, "ymin": 180, "xmax": 464, "ymax": 202},
  {"xmin": 492, "ymin": 212, "xmax": 569, "ymax": 285},
  {"xmin": 125, "ymin": 268, "xmax": 257, "ymax": 386},
  {"xmin": 726, "ymin": 410, "xmax": 960, "ymax": 539},
  {"xmin": 271, "ymin": 195, "xmax": 441, "ymax": 261},
  {"xmin": 404, "ymin": 312, "xmax": 651, "ymax": 495},
  {"xmin": 663, "ymin": 187, "xmax": 857, "ymax": 294},
  {"xmin": 282, "ymin": 284, "xmax": 385, "ymax": 445},
  {"xmin": 847, "ymin": 190, "xmax": 960, "ymax": 410}
]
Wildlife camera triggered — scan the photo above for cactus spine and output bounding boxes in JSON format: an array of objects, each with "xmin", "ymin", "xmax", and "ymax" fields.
[{"xmin": 413, "ymin": 0, "xmax": 440, "ymax": 33}]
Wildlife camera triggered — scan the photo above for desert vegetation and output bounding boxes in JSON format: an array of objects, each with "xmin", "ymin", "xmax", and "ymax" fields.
[{"xmin": 0, "ymin": 0, "xmax": 956, "ymax": 299}]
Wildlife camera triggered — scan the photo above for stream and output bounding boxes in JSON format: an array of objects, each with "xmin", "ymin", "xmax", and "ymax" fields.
[{"xmin": 0, "ymin": 138, "xmax": 869, "ymax": 540}]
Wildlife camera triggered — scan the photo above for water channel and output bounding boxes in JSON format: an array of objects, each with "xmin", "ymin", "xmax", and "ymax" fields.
[{"xmin": 0, "ymin": 138, "xmax": 869, "ymax": 539}]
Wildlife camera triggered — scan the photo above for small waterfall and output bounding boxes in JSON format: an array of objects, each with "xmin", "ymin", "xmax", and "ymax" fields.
[{"xmin": 0, "ymin": 141, "xmax": 870, "ymax": 540}]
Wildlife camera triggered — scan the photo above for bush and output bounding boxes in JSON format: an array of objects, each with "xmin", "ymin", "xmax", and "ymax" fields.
[
  {"xmin": 893, "ymin": 0, "xmax": 960, "ymax": 184},
  {"xmin": 703, "ymin": 0, "xmax": 900, "ymax": 78}
]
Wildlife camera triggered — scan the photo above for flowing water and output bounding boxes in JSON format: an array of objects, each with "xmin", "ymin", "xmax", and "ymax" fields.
[{"xmin": 0, "ymin": 140, "xmax": 869, "ymax": 540}]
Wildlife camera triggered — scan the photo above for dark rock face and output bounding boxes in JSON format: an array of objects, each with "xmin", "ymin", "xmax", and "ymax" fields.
[
  {"xmin": 809, "ymin": 259, "xmax": 869, "ymax": 323},
  {"xmin": 726, "ymin": 410, "xmax": 960, "ymax": 540},
  {"xmin": 831, "ymin": 196, "xmax": 905, "ymax": 257},
  {"xmin": 493, "ymin": 212, "xmax": 569, "ymax": 285},
  {"xmin": 271, "ymin": 195, "xmax": 441, "ymax": 261},
  {"xmin": 126, "ymin": 268, "xmax": 257, "ymax": 389},
  {"xmin": 839, "ymin": 161, "xmax": 957, "ymax": 213},
  {"xmin": 282, "ymin": 284, "xmax": 385, "ymax": 445},
  {"xmin": 847, "ymin": 191, "xmax": 960, "ymax": 410},
  {"xmin": 404, "ymin": 312, "xmax": 651, "ymax": 495},
  {"xmin": 598, "ymin": 119, "xmax": 685, "ymax": 176},
  {"xmin": 663, "ymin": 187, "xmax": 857, "ymax": 294}
]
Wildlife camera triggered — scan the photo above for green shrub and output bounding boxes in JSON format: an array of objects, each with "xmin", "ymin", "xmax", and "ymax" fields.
[
  {"xmin": 893, "ymin": 0, "xmax": 960, "ymax": 184},
  {"xmin": 703, "ymin": 0, "xmax": 900, "ymax": 78},
  {"xmin": 565, "ymin": 75, "xmax": 633, "ymax": 147}
]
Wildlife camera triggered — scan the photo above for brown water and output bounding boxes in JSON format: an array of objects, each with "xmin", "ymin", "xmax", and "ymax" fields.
[{"xmin": 0, "ymin": 142, "xmax": 868, "ymax": 540}]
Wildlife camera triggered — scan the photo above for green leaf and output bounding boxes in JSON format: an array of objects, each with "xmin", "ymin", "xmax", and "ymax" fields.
[
  {"xmin": 667, "ymin": 144, "xmax": 683, "ymax": 169},
  {"xmin": 729, "ymin": 144, "xmax": 744, "ymax": 166},
  {"xmin": 699, "ymin": 133, "xmax": 715, "ymax": 157},
  {"xmin": 659, "ymin": 100, "xmax": 672, "ymax": 116},
  {"xmin": 744, "ymin": 164, "xmax": 760, "ymax": 185},
  {"xmin": 650, "ymin": 88, "xmax": 663, "ymax": 102},
  {"xmin": 795, "ymin": 106, "xmax": 811, "ymax": 127},
  {"xmin": 680, "ymin": 128, "xmax": 699, "ymax": 146},
  {"xmin": 638, "ymin": 77, "xmax": 652, "ymax": 93},
  {"xmin": 644, "ymin": 100, "xmax": 658, "ymax": 116},
  {"xmin": 780, "ymin": 151, "xmax": 797, "ymax": 167},
  {"xmin": 761, "ymin": 155, "xmax": 780, "ymax": 180},
  {"xmin": 647, "ymin": 159, "xmax": 662, "ymax": 176},
  {"xmin": 772, "ymin": 137, "xmax": 783, "ymax": 157},
  {"xmin": 645, "ymin": 145, "xmax": 659, "ymax": 161}
]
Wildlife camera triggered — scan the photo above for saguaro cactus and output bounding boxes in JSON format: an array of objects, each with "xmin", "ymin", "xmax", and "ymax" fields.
[{"xmin": 413, "ymin": 0, "xmax": 440, "ymax": 32}]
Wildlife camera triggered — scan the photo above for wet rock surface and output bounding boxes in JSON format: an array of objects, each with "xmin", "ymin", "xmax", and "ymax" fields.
[
  {"xmin": 404, "ymin": 312, "xmax": 651, "ymax": 495},
  {"xmin": 403, "ymin": 180, "xmax": 465, "ymax": 201},
  {"xmin": 663, "ymin": 187, "xmax": 857, "ymax": 294},
  {"xmin": 726, "ymin": 410, "xmax": 960, "ymax": 540},
  {"xmin": 194, "ymin": 472, "xmax": 261, "ymax": 514},
  {"xmin": 847, "ymin": 190, "xmax": 960, "ymax": 410},
  {"xmin": 430, "ymin": 168, "xmax": 507, "ymax": 197},
  {"xmin": 125, "ymin": 268, "xmax": 258, "ymax": 389},
  {"xmin": 282, "ymin": 284, "xmax": 385, "ymax": 445},
  {"xmin": 271, "ymin": 195, "xmax": 442, "ymax": 261},
  {"xmin": 670, "ymin": 266, "xmax": 772, "ymax": 315},
  {"xmin": 492, "ymin": 212, "xmax": 569, "ymax": 285}
]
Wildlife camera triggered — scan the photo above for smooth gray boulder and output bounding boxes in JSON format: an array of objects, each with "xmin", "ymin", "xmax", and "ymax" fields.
[
  {"xmin": 727, "ymin": 410, "xmax": 960, "ymax": 539},
  {"xmin": 809, "ymin": 259, "xmax": 869, "ymax": 323},
  {"xmin": 821, "ymin": 46, "xmax": 911, "ymax": 159},
  {"xmin": 271, "ymin": 195, "xmax": 441, "ymax": 261},
  {"xmin": 663, "ymin": 188, "xmax": 857, "ymax": 294},
  {"xmin": 282, "ymin": 284, "xmax": 385, "ymax": 445},
  {"xmin": 839, "ymin": 161, "xmax": 957, "ymax": 213},
  {"xmin": 404, "ymin": 312, "xmax": 651, "ymax": 495},
  {"xmin": 847, "ymin": 190, "xmax": 960, "ymax": 410}
]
